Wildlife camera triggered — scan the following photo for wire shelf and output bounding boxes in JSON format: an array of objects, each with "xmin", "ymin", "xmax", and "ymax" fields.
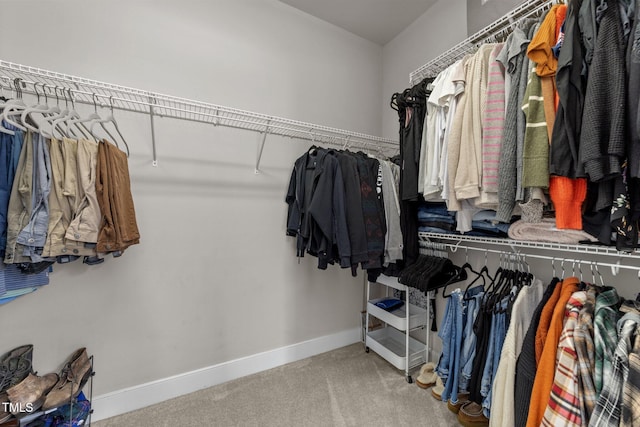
[
  {"xmin": 418, "ymin": 231, "xmax": 640, "ymax": 260},
  {"xmin": 409, "ymin": 0, "xmax": 556, "ymax": 85},
  {"xmin": 0, "ymin": 60, "xmax": 398, "ymax": 156}
]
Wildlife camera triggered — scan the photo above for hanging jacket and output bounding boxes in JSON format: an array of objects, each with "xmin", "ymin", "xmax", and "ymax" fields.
[
  {"xmin": 551, "ymin": 0, "xmax": 586, "ymax": 179},
  {"xmin": 285, "ymin": 148, "xmax": 351, "ymax": 270},
  {"xmin": 579, "ymin": 0, "xmax": 627, "ymax": 209}
]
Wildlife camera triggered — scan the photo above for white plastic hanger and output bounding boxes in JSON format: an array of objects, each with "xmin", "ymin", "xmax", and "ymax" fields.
[
  {"xmin": 89, "ymin": 95, "xmax": 129, "ymax": 156},
  {"xmin": 0, "ymin": 79, "xmax": 28, "ymax": 135}
]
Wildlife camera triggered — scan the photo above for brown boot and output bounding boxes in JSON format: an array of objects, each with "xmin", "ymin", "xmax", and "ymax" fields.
[
  {"xmin": 0, "ymin": 392, "xmax": 12, "ymax": 423},
  {"xmin": 42, "ymin": 348, "xmax": 92, "ymax": 411},
  {"xmin": 0, "ymin": 345, "xmax": 33, "ymax": 393},
  {"xmin": 6, "ymin": 373, "xmax": 58, "ymax": 414}
]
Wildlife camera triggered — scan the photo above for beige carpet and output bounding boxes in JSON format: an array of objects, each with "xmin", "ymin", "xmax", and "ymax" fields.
[{"xmin": 93, "ymin": 343, "xmax": 461, "ymax": 427}]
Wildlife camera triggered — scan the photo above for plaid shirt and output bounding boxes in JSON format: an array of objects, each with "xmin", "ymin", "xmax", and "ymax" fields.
[
  {"xmin": 621, "ymin": 301, "xmax": 640, "ymax": 427},
  {"xmin": 542, "ymin": 291, "xmax": 586, "ymax": 427},
  {"xmin": 594, "ymin": 288, "xmax": 621, "ymax": 394},
  {"xmin": 575, "ymin": 287, "xmax": 598, "ymax": 424},
  {"xmin": 590, "ymin": 312, "xmax": 640, "ymax": 427}
]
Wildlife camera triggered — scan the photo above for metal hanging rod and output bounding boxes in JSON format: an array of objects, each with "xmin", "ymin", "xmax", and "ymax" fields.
[
  {"xmin": 419, "ymin": 240, "xmax": 640, "ymax": 276},
  {"xmin": 0, "ymin": 60, "xmax": 398, "ymax": 170},
  {"xmin": 409, "ymin": 0, "xmax": 557, "ymax": 85},
  {"xmin": 418, "ymin": 231, "xmax": 640, "ymax": 259}
]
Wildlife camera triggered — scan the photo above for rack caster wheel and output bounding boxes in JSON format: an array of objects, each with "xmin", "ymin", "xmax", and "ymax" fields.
[
  {"xmin": 406, "ymin": 375, "xmax": 413, "ymax": 384},
  {"xmin": 365, "ymin": 347, "xmax": 370, "ymax": 353}
]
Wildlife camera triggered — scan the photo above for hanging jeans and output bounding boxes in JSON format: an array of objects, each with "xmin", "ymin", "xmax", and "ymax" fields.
[
  {"xmin": 481, "ymin": 296, "xmax": 509, "ymax": 418},
  {"xmin": 0, "ymin": 125, "xmax": 24, "ymax": 257},
  {"xmin": 15, "ymin": 133, "xmax": 52, "ymax": 263},
  {"xmin": 437, "ymin": 289, "xmax": 464, "ymax": 402},
  {"xmin": 459, "ymin": 286, "xmax": 485, "ymax": 394}
]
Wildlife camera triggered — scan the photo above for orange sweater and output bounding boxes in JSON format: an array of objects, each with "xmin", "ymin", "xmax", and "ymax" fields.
[
  {"xmin": 535, "ymin": 278, "xmax": 563, "ymax": 364},
  {"xmin": 528, "ymin": 4, "xmax": 567, "ymax": 143},
  {"xmin": 526, "ymin": 277, "xmax": 580, "ymax": 427}
]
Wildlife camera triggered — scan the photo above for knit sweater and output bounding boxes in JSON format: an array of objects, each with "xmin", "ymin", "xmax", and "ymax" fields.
[
  {"xmin": 514, "ymin": 279, "xmax": 560, "ymax": 427},
  {"xmin": 482, "ymin": 43, "xmax": 506, "ymax": 193},
  {"xmin": 579, "ymin": 0, "xmax": 626, "ymax": 185},
  {"xmin": 521, "ymin": 65, "xmax": 550, "ymax": 188},
  {"xmin": 526, "ymin": 277, "xmax": 580, "ymax": 427},
  {"xmin": 497, "ymin": 27, "xmax": 530, "ymax": 222},
  {"xmin": 516, "ymin": 22, "xmax": 539, "ymax": 203}
]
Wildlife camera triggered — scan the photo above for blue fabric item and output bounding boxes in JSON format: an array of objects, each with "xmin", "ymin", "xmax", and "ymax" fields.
[
  {"xmin": 481, "ymin": 296, "xmax": 510, "ymax": 418},
  {"xmin": 0, "ymin": 125, "xmax": 24, "ymax": 257},
  {"xmin": 459, "ymin": 286, "xmax": 484, "ymax": 393},
  {"xmin": 417, "ymin": 226, "xmax": 457, "ymax": 234},
  {"xmin": 0, "ymin": 287, "xmax": 39, "ymax": 305},
  {"xmin": 436, "ymin": 292, "xmax": 456, "ymax": 383},
  {"xmin": 374, "ymin": 298, "xmax": 404, "ymax": 311},
  {"xmin": 417, "ymin": 202, "xmax": 455, "ymax": 222},
  {"xmin": 442, "ymin": 290, "xmax": 464, "ymax": 403},
  {"xmin": 0, "ymin": 262, "xmax": 49, "ymax": 296}
]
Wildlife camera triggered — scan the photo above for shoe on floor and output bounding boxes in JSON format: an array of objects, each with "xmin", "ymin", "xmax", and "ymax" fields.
[
  {"xmin": 419, "ymin": 362, "xmax": 436, "ymax": 376},
  {"xmin": 416, "ymin": 371, "xmax": 437, "ymax": 389},
  {"xmin": 447, "ymin": 392, "xmax": 470, "ymax": 414},
  {"xmin": 430, "ymin": 376, "xmax": 444, "ymax": 400},
  {"xmin": 457, "ymin": 401, "xmax": 489, "ymax": 427}
]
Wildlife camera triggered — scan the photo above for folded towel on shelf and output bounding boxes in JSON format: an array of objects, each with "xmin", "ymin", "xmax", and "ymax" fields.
[{"xmin": 508, "ymin": 218, "xmax": 598, "ymax": 244}]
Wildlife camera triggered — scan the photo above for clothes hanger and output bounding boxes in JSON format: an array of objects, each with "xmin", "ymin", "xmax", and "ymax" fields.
[
  {"xmin": 64, "ymin": 88, "xmax": 95, "ymax": 140},
  {"xmin": 0, "ymin": 78, "xmax": 28, "ymax": 134},
  {"xmin": 21, "ymin": 83, "xmax": 59, "ymax": 136},
  {"xmin": 51, "ymin": 88, "xmax": 77, "ymax": 139},
  {"xmin": 0, "ymin": 79, "xmax": 14, "ymax": 135},
  {"xmin": 66, "ymin": 93, "xmax": 103, "ymax": 142},
  {"xmin": 90, "ymin": 95, "xmax": 130, "ymax": 156}
]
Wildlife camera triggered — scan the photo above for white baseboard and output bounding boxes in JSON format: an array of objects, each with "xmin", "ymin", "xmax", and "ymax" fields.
[{"xmin": 91, "ymin": 327, "xmax": 360, "ymax": 421}]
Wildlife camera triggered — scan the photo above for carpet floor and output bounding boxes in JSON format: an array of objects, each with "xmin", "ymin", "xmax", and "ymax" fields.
[{"xmin": 93, "ymin": 343, "xmax": 461, "ymax": 427}]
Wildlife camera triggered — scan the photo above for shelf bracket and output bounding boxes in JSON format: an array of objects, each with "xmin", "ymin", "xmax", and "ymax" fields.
[
  {"xmin": 255, "ymin": 121, "xmax": 270, "ymax": 174},
  {"xmin": 149, "ymin": 96, "xmax": 158, "ymax": 167}
]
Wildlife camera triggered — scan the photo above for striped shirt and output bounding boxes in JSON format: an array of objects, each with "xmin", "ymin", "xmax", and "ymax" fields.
[
  {"xmin": 590, "ymin": 311, "xmax": 640, "ymax": 427},
  {"xmin": 542, "ymin": 290, "xmax": 587, "ymax": 427},
  {"xmin": 482, "ymin": 43, "xmax": 506, "ymax": 193}
]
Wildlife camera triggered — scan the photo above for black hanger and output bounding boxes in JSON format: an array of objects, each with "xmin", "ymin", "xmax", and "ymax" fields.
[
  {"xmin": 441, "ymin": 263, "xmax": 478, "ymax": 298},
  {"xmin": 462, "ymin": 265, "xmax": 489, "ymax": 300}
]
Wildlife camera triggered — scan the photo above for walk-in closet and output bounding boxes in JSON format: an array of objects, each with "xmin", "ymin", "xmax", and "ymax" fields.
[{"xmin": 0, "ymin": 0, "xmax": 638, "ymax": 426}]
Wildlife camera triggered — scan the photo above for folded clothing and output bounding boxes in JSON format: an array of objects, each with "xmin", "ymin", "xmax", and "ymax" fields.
[
  {"xmin": 508, "ymin": 218, "xmax": 598, "ymax": 244},
  {"xmin": 373, "ymin": 298, "xmax": 404, "ymax": 311}
]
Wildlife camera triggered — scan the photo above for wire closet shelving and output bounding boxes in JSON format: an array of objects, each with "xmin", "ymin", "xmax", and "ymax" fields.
[
  {"xmin": 408, "ymin": 0, "xmax": 637, "ymax": 261},
  {"xmin": 409, "ymin": 0, "xmax": 557, "ymax": 85},
  {"xmin": 0, "ymin": 60, "xmax": 398, "ymax": 170}
]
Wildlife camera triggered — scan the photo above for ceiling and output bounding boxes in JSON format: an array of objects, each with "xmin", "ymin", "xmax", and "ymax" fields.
[{"xmin": 278, "ymin": 0, "xmax": 439, "ymax": 46}]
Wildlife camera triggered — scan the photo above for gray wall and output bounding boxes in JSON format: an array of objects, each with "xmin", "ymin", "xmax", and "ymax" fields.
[
  {"xmin": 381, "ymin": 0, "xmax": 468, "ymax": 140},
  {"xmin": 467, "ymin": 0, "xmax": 523, "ymax": 35},
  {"xmin": 0, "ymin": 0, "xmax": 382, "ymax": 397}
]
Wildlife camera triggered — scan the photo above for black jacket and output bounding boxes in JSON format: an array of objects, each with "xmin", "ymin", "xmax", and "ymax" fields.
[
  {"xmin": 550, "ymin": 0, "xmax": 586, "ymax": 179},
  {"xmin": 286, "ymin": 148, "xmax": 351, "ymax": 270},
  {"xmin": 579, "ymin": 0, "xmax": 626, "ymax": 186}
]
